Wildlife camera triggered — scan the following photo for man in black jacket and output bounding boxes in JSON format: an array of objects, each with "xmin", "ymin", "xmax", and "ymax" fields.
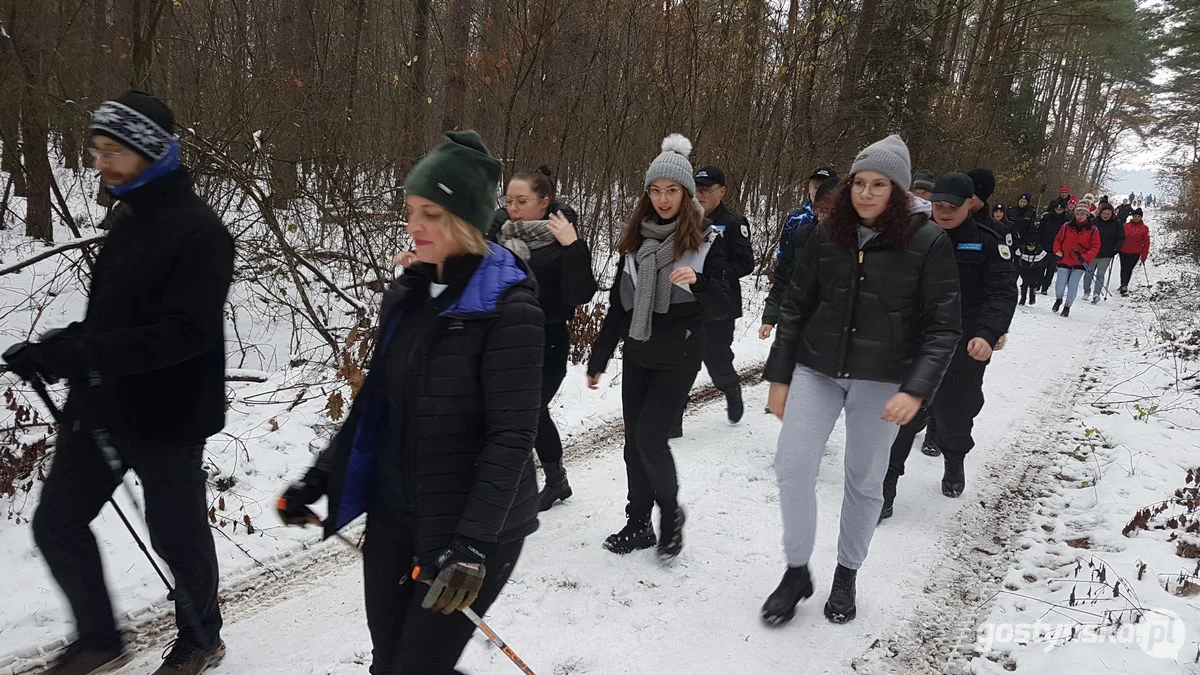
[
  {"xmin": 5, "ymin": 92, "xmax": 233, "ymax": 675},
  {"xmin": 1006, "ymin": 193, "xmax": 1038, "ymax": 244},
  {"xmin": 882, "ymin": 172, "xmax": 1016, "ymax": 519},
  {"xmin": 684, "ymin": 165, "xmax": 754, "ymax": 425}
]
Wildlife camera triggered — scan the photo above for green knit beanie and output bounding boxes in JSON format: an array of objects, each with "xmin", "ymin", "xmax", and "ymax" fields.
[{"xmin": 404, "ymin": 130, "xmax": 502, "ymax": 233}]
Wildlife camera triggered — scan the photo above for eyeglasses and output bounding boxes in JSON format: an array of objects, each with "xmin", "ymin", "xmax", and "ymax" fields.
[
  {"xmin": 696, "ymin": 186, "xmax": 722, "ymax": 196},
  {"xmin": 648, "ymin": 186, "xmax": 682, "ymax": 200},
  {"xmin": 850, "ymin": 178, "xmax": 891, "ymax": 196},
  {"xmin": 87, "ymin": 147, "xmax": 136, "ymax": 161}
]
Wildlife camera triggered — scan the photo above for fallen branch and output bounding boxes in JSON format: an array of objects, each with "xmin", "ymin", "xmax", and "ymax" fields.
[{"xmin": 0, "ymin": 234, "xmax": 108, "ymax": 277}]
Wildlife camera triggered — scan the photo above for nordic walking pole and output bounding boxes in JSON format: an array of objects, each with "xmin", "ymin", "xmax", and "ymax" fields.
[{"xmin": 289, "ymin": 506, "xmax": 537, "ymax": 675}]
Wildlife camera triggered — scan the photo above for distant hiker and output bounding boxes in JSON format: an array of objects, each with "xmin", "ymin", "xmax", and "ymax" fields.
[
  {"xmin": 1052, "ymin": 205, "xmax": 1101, "ymax": 317},
  {"xmin": 489, "ymin": 166, "xmax": 598, "ymax": 511},
  {"xmin": 279, "ymin": 131, "xmax": 544, "ymax": 674},
  {"xmin": 1016, "ymin": 239, "xmax": 1049, "ymax": 306},
  {"xmin": 1118, "ymin": 208, "xmax": 1151, "ymax": 295},
  {"xmin": 5, "ymin": 91, "xmax": 233, "ymax": 675},
  {"xmin": 1047, "ymin": 185, "xmax": 1073, "ymax": 214},
  {"xmin": 1037, "ymin": 202, "xmax": 1070, "ymax": 294},
  {"xmin": 760, "ymin": 135, "xmax": 960, "ymax": 627},
  {"xmin": 1006, "ymin": 193, "xmax": 1038, "ymax": 244},
  {"xmin": 586, "ymin": 134, "xmax": 730, "ymax": 561},
  {"xmin": 761, "ymin": 176, "xmax": 840, "ymax": 341},
  {"xmin": 1083, "ymin": 203, "xmax": 1125, "ymax": 303},
  {"xmin": 910, "ymin": 169, "xmax": 936, "ymax": 201},
  {"xmin": 1117, "ymin": 198, "xmax": 1132, "ymax": 224}
]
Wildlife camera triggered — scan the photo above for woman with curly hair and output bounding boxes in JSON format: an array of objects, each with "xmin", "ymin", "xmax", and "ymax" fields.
[{"xmin": 759, "ymin": 135, "xmax": 961, "ymax": 626}]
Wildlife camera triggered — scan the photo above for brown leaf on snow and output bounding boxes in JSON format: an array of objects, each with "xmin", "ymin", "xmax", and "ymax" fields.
[
  {"xmin": 1066, "ymin": 537, "xmax": 1091, "ymax": 549},
  {"xmin": 1177, "ymin": 540, "xmax": 1200, "ymax": 559}
]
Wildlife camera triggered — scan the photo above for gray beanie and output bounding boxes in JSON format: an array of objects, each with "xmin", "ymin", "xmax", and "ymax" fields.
[
  {"xmin": 645, "ymin": 134, "xmax": 696, "ymax": 195},
  {"xmin": 850, "ymin": 134, "xmax": 912, "ymax": 192}
]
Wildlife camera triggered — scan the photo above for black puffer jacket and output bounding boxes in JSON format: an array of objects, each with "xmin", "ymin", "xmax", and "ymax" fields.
[
  {"xmin": 489, "ymin": 203, "xmax": 597, "ymax": 324},
  {"xmin": 588, "ymin": 231, "xmax": 731, "ymax": 374},
  {"xmin": 1094, "ymin": 214, "xmax": 1127, "ymax": 258},
  {"xmin": 310, "ymin": 243, "xmax": 544, "ymax": 563},
  {"xmin": 58, "ymin": 168, "xmax": 234, "ymax": 443},
  {"xmin": 763, "ymin": 216, "xmax": 962, "ymax": 402}
]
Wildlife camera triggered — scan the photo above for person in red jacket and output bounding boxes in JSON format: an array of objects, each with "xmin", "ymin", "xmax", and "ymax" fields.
[
  {"xmin": 1118, "ymin": 208, "xmax": 1151, "ymax": 295},
  {"xmin": 1052, "ymin": 205, "xmax": 1100, "ymax": 317}
]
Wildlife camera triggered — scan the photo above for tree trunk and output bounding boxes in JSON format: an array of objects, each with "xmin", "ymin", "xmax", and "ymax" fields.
[{"xmin": 441, "ymin": 0, "xmax": 474, "ymax": 131}]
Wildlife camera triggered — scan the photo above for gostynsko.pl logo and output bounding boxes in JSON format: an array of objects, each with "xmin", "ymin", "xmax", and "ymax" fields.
[{"xmin": 977, "ymin": 608, "xmax": 1187, "ymax": 659}]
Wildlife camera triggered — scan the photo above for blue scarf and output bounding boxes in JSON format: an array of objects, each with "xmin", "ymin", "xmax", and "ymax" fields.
[{"xmin": 110, "ymin": 138, "xmax": 181, "ymax": 197}]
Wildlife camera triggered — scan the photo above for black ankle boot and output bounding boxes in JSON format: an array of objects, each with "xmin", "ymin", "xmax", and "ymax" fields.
[
  {"xmin": 823, "ymin": 564, "xmax": 858, "ymax": 624},
  {"xmin": 657, "ymin": 505, "xmax": 685, "ymax": 561},
  {"xmin": 603, "ymin": 511, "xmax": 656, "ymax": 554},
  {"xmin": 879, "ymin": 470, "xmax": 898, "ymax": 523},
  {"xmin": 942, "ymin": 454, "xmax": 966, "ymax": 497},
  {"xmin": 726, "ymin": 387, "xmax": 744, "ymax": 425},
  {"xmin": 538, "ymin": 461, "xmax": 572, "ymax": 511},
  {"xmin": 761, "ymin": 565, "xmax": 814, "ymax": 626}
]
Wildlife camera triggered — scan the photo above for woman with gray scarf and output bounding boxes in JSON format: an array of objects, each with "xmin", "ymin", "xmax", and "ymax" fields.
[
  {"xmin": 488, "ymin": 167, "xmax": 598, "ymax": 512},
  {"xmin": 586, "ymin": 134, "xmax": 731, "ymax": 562}
]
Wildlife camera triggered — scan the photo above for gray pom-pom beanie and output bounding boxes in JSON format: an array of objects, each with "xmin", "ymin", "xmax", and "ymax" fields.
[
  {"xmin": 850, "ymin": 134, "xmax": 912, "ymax": 191},
  {"xmin": 644, "ymin": 134, "xmax": 696, "ymax": 196}
]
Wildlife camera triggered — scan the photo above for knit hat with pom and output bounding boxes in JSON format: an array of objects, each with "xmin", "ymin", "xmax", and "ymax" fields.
[{"xmin": 645, "ymin": 134, "xmax": 696, "ymax": 195}]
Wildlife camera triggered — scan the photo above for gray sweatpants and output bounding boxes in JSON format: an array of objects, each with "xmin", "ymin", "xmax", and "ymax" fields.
[{"xmin": 775, "ymin": 364, "xmax": 901, "ymax": 570}]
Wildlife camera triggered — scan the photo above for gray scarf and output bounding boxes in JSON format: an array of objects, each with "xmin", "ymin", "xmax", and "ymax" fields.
[
  {"xmin": 628, "ymin": 219, "xmax": 678, "ymax": 342},
  {"xmin": 498, "ymin": 219, "xmax": 558, "ymax": 261}
]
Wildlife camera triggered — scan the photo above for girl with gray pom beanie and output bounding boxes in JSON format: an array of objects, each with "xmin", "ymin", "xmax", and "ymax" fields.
[
  {"xmin": 586, "ymin": 133, "xmax": 731, "ymax": 562},
  {"xmin": 760, "ymin": 134, "xmax": 962, "ymax": 626}
]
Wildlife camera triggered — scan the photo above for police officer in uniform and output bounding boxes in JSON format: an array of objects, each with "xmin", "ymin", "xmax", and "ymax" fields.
[
  {"xmin": 677, "ymin": 165, "xmax": 754, "ymax": 429},
  {"xmin": 881, "ymin": 172, "xmax": 1017, "ymax": 520}
]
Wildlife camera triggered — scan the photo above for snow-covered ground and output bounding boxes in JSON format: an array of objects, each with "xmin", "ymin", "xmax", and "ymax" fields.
[{"xmin": 3, "ymin": 207, "xmax": 1200, "ymax": 674}]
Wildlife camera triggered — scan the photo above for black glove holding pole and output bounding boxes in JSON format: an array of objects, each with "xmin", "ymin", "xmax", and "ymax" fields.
[{"xmin": 276, "ymin": 468, "xmax": 328, "ymax": 526}]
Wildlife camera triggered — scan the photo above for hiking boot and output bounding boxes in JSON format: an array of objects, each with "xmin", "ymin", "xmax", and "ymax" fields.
[
  {"xmin": 761, "ymin": 565, "xmax": 814, "ymax": 626},
  {"xmin": 151, "ymin": 638, "xmax": 226, "ymax": 675},
  {"xmin": 879, "ymin": 470, "xmax": 898, "ymax": 523},
  {"xmin": 657, "ymin": 505, "xmax": 686, "ymax": 562},
  {"xmin": 43, "ymin": 642, "xmax": 130, "ymax": 675},
  {"xmin": 1119, "ymin": 286, "xmax": 1128, "ymax": 296},
  {"xmin": 726, "ymin": 388, "xmax": 745, "ymax": 425},
  {"xmin": 603, "ymin": 515, "xmax": 656, "ymax": 554},
  {"xmin": 1091, "ymin": 293, "xmax": 1100, "ymax": 304},
  {"xmin": 1052, "ymin": 298, "xmax": 1062, "ymax": 313},
  {"xmin": 942, "ymin": 454, "xmax": 966, "ymax": 498},
  {"xmin": 823, "ymin": 564, "xmax": 858, "ymax": 624},
  {"xmin": 538, "ymin": 461, "xmax": 572, "ymax": 511}
]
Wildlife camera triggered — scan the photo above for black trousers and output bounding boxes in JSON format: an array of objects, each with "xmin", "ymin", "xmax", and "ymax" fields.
[
  {"xmin": 622, "ymin": 359, "xmax": 695, "ymax": 517},
  {"xmin": 888, "ymin": 359, "xmax": 987, "ymax": 477},
  {"xmin": 1040, "ymin": 261, "xmax": 1057, "ymax": 291},
  {"xmin": 701, "ymin": 319, "xmax": 741, "ymax": 395},
  {"xmin": 1118, "ymin": 252, "xmax": 1141, "ymax": 289},
  {"xmin": 32, "ymin": 430, "xmax": 222, "ymax": 651},
  {"xmin": 535, "ymin": 321, "xmax": 570, "ymax": 465},
  {"xmin": 363, "ymin": 511, "xmax": 524, "ymax": 674}
]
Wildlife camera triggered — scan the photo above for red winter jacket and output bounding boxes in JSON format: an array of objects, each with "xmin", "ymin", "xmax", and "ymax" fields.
[
  {"xmin": 1054, "ymin": 220, "xmax": 1101, "ymax": 268},
  {"xmin": 1120, "ymin": 221, "xmax": 1150, "ymax": 261}
]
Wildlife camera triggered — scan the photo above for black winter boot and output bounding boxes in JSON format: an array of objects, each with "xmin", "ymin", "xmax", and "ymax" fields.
[
  {"xmin": 920, "ymin": 436, "xmax": 941, "ymax": 457},
  {"xmin": 1061, "ymin": 305, "xmax": 1071, "ymax": 318},
  {"xmin": 761, "ymin": 565, "xmax": 814, "ymax": 626},
  {"xmin": 603, "ymin": 512, "xmax": 656, "ymax": 554},
  {"xmin": 1029, "ymin": 290, "xmax": 1036, "ymax": 305},
  {"xmin": 823, "ymin": 564, "xmax": 858, "ymax": 624},
  {"xmin": 942, "ymin": 453, "xmax": 966, "ymax": 498},
  {"xmin": 879, "ymin": 470, "xmax": 898, "ymax": 523},
  {"xmin": 657, "ymin": 505, "xmax": 686, "ymax": 562},
  {"xmin": 726, "ymin": 387, "xmax": 745, "ymax": 425},
  {"xmin": 1052, "ymin": 298, "xmax": 1062, "ymax": 313},
  {"xmin": 538, "ymin": 461, "xmax": 572, "ymax": 511}
]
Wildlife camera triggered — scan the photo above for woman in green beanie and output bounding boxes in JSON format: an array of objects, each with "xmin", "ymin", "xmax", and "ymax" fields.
[
  {"xmin": 586, "ymin": 133, "xmax": 731, "ymax": 562},
  {"xmin": 276, "ymin": 131, "xmax": 545, "ymax": 673}
]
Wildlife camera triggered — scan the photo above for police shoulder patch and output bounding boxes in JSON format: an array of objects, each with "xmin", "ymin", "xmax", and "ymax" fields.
[
  {"xmin": 740, "ymin": 223, "xmax": 751, "ymax": 238},
  {"xmin": 998, "ymin": 243, "xmax": 1012, "ymax": 260},
  {"xmin": 1005, "ymin": 233, "xmax": 1014, "ymax": 246}
]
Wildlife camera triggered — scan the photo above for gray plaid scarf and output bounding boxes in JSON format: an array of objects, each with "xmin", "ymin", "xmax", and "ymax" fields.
[
  {"xmin": 628, "ymin": 219, "xmax": 678, "ymax": 342},
  {"xmin": 498, "ymin": 219, "xmax": 558, "ymax": 261}
]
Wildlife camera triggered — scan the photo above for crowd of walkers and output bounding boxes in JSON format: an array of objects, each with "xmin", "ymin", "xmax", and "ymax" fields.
[{"xmin": 0, "ymin": 90, "xmax": 1157, "ymax": 674}]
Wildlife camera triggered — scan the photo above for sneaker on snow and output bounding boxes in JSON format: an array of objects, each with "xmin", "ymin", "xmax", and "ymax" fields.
[
  {"xmin": 1091, "ymin": 293, "xmax": 1100, "ymax": 304},
  {"xmin": 761, "ymin": 565, "xmax": 814, "ymax": 626},
  {"xmin": 1061, "ymin": 305, "xmax": 1071, "ymax": 318},
  {"xmin": 43, "ymin": 642, "xmax": 130, "ymax": 675},
  {"xmin": 657, "ymin": 505, "xmax": 686, "ymax": 562},
  {"xmin": 1120, "ymin": 287, "xmax": 1129, "ymax": 296},
  {"xmin": 152, "ymin": 638, "xmax": 226, "ymax": 675},
  {"xmin": 1052, "ymin": 298, "xmax": 1062, "ymax": 313},
  {"xmin": 603, "ymin": 517, "xmax": 656, "ymax": 554},
  {"xmin": 823, "ymin": 564, "xmax": 858, "ymax": 624}
]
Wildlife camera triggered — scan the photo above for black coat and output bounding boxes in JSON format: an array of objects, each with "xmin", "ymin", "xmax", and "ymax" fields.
[
  {"xmin": 762, "ymin": 205, "xmax": 818, "ymax": 326},
  {"xmin": 1094, "ymin": 215, "xmax": 1127, "ymax": 258},
  {"xmin": 588, "ymin": 231, "xmax": 731, "ymax": 374},
  {"xmin": 312, "ymin": 243, "xmax": 544, "ymax": 563},
  {"xmin": 57, "ymin": 168, "xmax": 234, "ymax": 443},
  {"xmin": 489, "ymin": 203, "xmax": 598, "ymax": 324},
  {"xmin": 707, "ymin": 202, "xmax": 755, "ymax": 319},
  {"xmin": 1006, "ymin": 205, "xmax": 1038, "ymax": 243},
  {"xmin": 945, "ymin": 218, "xmax": 1018, "ymax": 350},
  {"xmin": 763, "ymin": 216, "xmax": 962, "ymax": 403},
  {"xmin": 1037, "ymin": 210, "xmax": 1070, "ymax": 254}
]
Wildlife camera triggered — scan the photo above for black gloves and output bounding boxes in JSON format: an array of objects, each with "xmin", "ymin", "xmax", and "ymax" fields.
[
  {"xmin": 2, "ymin": 329, "xmax": 84, "ymax": 383},
  {"xmin": 276, "ymin": 469, "xmax": 328, "ymax": 526},
  {"xmin": 420, "ymin": 537, "xmax": 491, "ymax": 615}
]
